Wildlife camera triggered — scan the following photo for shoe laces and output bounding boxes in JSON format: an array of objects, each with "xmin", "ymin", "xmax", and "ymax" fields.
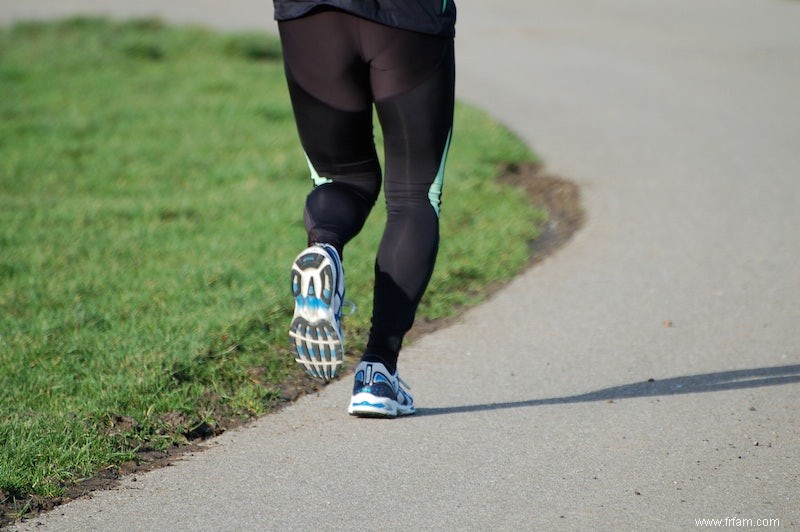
[{"xmin": 341, "ymin": 299, "xmax": 357, "ymax": 316}]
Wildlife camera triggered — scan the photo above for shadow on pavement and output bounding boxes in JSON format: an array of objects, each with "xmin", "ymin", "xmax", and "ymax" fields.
[{"xmin": 416, "ymin": 364, "xmax": 800, "ymax": 417}]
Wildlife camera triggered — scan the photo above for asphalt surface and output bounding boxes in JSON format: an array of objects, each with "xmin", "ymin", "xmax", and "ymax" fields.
[{"xmin": 4, "ymin": 0, "xmax": 800, "ymax": 529}]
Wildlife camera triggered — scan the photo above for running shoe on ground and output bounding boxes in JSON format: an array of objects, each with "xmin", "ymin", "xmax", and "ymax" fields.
[
  {"xmin": 348, "ymin": 361, "xmax": 415, "ymax": 418},
  {"xmin": 289, "ymin": 243, "xmax": 344, "ymax": 381}
]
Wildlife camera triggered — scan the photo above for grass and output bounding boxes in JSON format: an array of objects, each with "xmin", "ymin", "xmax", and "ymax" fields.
[{"xmin": 0, "ymin": 17, "xmax": 545, "ymax": 502}]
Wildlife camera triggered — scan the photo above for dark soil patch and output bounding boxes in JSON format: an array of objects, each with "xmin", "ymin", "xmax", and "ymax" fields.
[
  {"xmin": 1, "ymin": 162, "xmax": 583, "ymax": 528},
  {"xmin": 499, "ymin": 161, "xmax": 585, "ymax": 260}
]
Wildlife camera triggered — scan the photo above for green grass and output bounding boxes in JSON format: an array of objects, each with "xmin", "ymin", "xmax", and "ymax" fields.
[{"xmin": 0, "ymin": 17, "xmax": 544, "ymax": 500}]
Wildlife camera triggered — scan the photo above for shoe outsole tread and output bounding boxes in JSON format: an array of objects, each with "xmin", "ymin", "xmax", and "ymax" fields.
[{"xmin": 290, "ymin": 246, "xmax": 344, "ymax": 381}]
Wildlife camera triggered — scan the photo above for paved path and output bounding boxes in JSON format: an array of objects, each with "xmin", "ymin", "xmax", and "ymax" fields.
[{"xmin": 4, "ymin": 0, "xmax": 800, "ymax": 529}]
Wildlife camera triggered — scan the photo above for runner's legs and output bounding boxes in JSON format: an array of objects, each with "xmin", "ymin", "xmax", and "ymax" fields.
[{"xmin": 279, "ymin": 9, "xmax": 455, "ymax": 373}]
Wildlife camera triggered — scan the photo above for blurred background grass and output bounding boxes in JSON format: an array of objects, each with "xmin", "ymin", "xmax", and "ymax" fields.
[{"xmin": 0, "ymin": 17, "xmax": 544, "ymax": 498}]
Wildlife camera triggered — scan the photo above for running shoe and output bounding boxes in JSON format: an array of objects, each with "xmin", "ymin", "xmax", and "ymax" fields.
[
  {"xmin": 289, "ymin": 243, "xmax": 345, "ymax": 381},
  {"xmin": 348, "ymin": 361, "xmax": 415, "ymax": 418}
]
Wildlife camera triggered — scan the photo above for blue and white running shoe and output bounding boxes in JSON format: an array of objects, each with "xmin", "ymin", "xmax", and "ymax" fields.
[
  {"xmin": 289, "ymin": 243, "xmax": 345, "ymax": 381},
  {"xmin": 348, "ymin": 361, "xmax": 415, "ymax": 418}
]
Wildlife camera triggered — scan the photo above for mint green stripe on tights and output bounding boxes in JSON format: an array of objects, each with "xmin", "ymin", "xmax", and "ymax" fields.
[
  {"xmin": 305, "ymin": 152, "xmax": 332, "ymax": 187},
  {"xmin": 428, "ymin": 128, "xmax": 453, "ymax": 217}
]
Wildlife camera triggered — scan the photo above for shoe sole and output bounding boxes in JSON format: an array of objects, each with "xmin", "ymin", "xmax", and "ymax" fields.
[
  {"xmin": 348, "ymin": 392, "xmax": 415, "ymax": 418},
  {"xmin": 289, "ymin": 249, "xmax": 343, "ymax": 381}
]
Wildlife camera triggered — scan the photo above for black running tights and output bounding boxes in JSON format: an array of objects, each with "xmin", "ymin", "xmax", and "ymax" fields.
[{"xmin": 278, "ymin": 9, "xmax": 455, "ymax": 372}]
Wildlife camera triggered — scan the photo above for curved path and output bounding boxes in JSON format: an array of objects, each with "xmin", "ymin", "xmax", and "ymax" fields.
[{"xmin": 4, "ymin": 0, "xmax": 800, "ymax": 529}]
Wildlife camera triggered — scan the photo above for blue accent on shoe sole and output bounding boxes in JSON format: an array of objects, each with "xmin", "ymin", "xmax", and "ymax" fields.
[{"xmin": 351, "ymin": 400, "xmax": 388, "ymax": 409}]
